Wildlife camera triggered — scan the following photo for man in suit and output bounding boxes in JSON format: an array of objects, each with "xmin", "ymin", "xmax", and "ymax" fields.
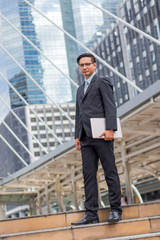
[{"xmin": 71, "ymin": 53, "xmax": 122, "ymax": 226}]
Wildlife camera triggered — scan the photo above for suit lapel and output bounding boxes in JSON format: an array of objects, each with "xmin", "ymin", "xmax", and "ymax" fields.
[{"xmin": 78, "ymin": 82, "xmax": 85, "ymax": 101}]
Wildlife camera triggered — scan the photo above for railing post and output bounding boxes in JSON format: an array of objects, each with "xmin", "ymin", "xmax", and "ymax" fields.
[
  {"xmin": 45, "ymin": 186, "xmax": 51, "ymax": 214},
  {"xmin": 71, "ymin": 167, "xmax": 79, "ymax": 210},
  {"xmin": 0, "ymin": 204, "xmax": 6, "ymax": 219},
  {"xmin": 55, "ymin": 177, "xmax": 65, "ymax": 212},
  {"xmin": 121, "ymin": 141, "xmax": 134, "ymax": 204}
]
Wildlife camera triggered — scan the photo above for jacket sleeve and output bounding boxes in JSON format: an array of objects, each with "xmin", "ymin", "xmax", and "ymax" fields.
[
  {"xmin": 75, "ymin": 89, "xmax": 80, "ymax": 139},
  {"xmin": 99, "ymin": 77, "xmax": 117, "ymax": 131}
]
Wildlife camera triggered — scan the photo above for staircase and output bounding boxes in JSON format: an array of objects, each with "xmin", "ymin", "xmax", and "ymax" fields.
[{"xmin": 0, "ymin": 201, "xmax": 160, "ymax": 240}]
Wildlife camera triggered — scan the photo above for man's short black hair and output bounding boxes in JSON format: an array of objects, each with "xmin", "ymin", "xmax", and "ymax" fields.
[{"xmin": 77, "ymin": 53, "xmax": 96, "ymax": 64}]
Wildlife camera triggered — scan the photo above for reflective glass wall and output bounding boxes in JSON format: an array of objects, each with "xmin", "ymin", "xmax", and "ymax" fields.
[
  {"xmin": 0, "ymin": 0, "xmax": 73, "ymax": 109},
  {"xmin": 0, "ymin": 0, "xmax": 123, "ymax": 109}
]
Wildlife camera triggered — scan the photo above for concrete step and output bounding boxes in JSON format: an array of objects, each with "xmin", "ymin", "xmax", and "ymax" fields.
[
  {"xmin": 0, "ymin": 216, "xmax": 160, "ymax": 240},
  {"xmin": 0, "ymin": 201, "xmax": 160, "ymax": 236},
  {"xmin": 99, "ymin": 232, "xmax": 160, "ymax": 240}
]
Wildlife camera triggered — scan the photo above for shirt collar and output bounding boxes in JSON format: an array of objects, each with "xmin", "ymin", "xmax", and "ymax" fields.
[{"xmin": 85, "ymin": 72, "xmax": 96, "ymax": 84}]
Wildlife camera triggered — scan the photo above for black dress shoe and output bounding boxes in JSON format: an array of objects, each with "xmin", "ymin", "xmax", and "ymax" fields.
[
  {"xmin": 107, "ymin": 211, "xmax": 121, "ymax": 223},
  {"xmin": 71, "ymin": 214, "xmax": 99, "ymax": 226}
]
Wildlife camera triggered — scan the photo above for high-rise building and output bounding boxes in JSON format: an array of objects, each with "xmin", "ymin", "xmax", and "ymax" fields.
[
  {"xmin": 0, "ymin": 103, "xmax": 75, "ymax": 177},
  {"xmin": 0, "ymin": 0, "xmax": 123, "ymax": 110},
  {"xmin": 60, "ymin": 0, "xmax": 79, "ymax": 103},
  {"xmin": 119, "ymin": 0, "xmax": 160, "ymax": 92},
  {"xmin": 0, "ymin": 0, "xmax": 74, "ymax": 109},
  {"xmin": 0, "ymin": 107, "xmax": 30, "ymax": 177},
  {"xmin": 102, "ymin": 0, "xmax": 122, "ymax": 30},
  {"xmin": 26, "ymin": 103, "xmax": 75, "ymax": 161},
  {"xmin": 71, "ymin": 0, "xmax": 122, "ymax": 51},
  {"xmin": 71, "ymin": 0, "xmax": 103, "ymax": 51},
  {"xmin": 72, "ymin": 0, "xmax": 123, "ymax": 87},
  {"xmin": 93, "ymin": 25, "xmax": 130, "ymax": 107},
  {"xmin": 0, "ymin": 0, "xmax": 46, "ymax": 108},
  {"xmin": 76, "ymin": 0, "xmax": 160, "ymax": 107}
]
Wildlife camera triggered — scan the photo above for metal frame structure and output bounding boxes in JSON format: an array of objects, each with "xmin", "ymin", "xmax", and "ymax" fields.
[
  {"xmin": 0, "ymin": 81, "xmax": 159, "ymax": 217},
  {"xmin": 23, "ymin": 0, "xmax": 143, "ymax": 93},
  {"xmin": 0, "ymin": 0, "xmax": 160, "ymax": 218}
]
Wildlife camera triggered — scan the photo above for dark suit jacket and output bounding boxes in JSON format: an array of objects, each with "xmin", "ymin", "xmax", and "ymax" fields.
[{"xmin": 75, "ymin": 74, "xmax": 117, "ymax": 140}]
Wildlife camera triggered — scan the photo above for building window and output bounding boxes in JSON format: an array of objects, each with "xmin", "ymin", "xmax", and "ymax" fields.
[
  {"xmin": 50, "ymin": 142, "xmax": 55, "ymax": 147},
  {"xmin": 139, "ymin": 74, "xmax": 143, "ymax": 81},
  {"xmin": 99, "ymin": 64, "xmax": 102, "ymax": 70},
  {"xmin": 42, "ymin": 143, "xmax": 47, "ymax": 147},
  {"xmin": 131, "ymin": 68, "xmax": 135, "ymax": 80},
  {"xmin": 131, "ymin": 30, "xmax": 136, "ymax": 39},
  {"xmin": 150, "ymin": 51, "xmax": 155, "ymax": 64},
  {"xmin": 137, "ymin": 62, "xmax": 141, "ymax": 75},
  {"xmin": 151, "ymin": 5, "xmax": 156, "ymax": 20},
  {"xmin": 145, "ymin": 69, "xmax": 149, "ymax": 76},
  {"xmin": 101, "ymin": 51, "xmax": 105, "ymax": 59},
  {"xmin": 40, "ymin": 134, "xmax": 46, "ymax": 138},
  {"xmin": 146, "ymin": 76, "xmax": 150, "ymax": 85},
  {"xmin": 140, "ymin": 38, "xmax": 145, "ymax": 51},
  {"xmin": 31, "ymin": 118, "xmax": 36, "ymax": 122},
  {"xmin": 119, "ymin": 98, "xmax": 123, "ymax": 104},
  {"xmin": 144, "ymin": 13, "xmax": 149, "ymax": 27},
  {"xmin": 125, "ymin": 33, "xmax": 129, "ymax": 45},
  {"xmin": 147, "ymin": 32, "xmax": 152, "ymax": 45},
  {"xmin": 143, "ymin": 57, "xmax": 148, "ymax": 69},
  {"xmin": 154, "ymin": 71, "xmax": 159, "ymax": 81},
  {"xmin": 120, "ymin": 67, "xmax": 124, "ymax": 74},
  {"xmin": 35, "ymin": 152, "xmax": 40, "ymax": 157},
  {"xmin": 39, "ymin": 126, "xmax": 45, "ymax": 130},
  {"xmin": 47, "ymin": 117, "xmax": 52, "ymax": 121},
  {"xmin": 137, "ymin": 20, "xmax": 141, "ymax": 29},
  {"xmin": 37, "ymin": 110, "xmax": 43, "ymax": 114},
  {"xmin": 133, "ymin": 44, "xmax": 138, "ymax": 56},
  {"xmin": 154, "ymin": 25, "xmax": 160, "ymax": 39},
  {"xmin": 117, "ymin": 82, "xmax": 120, "ymax": 88},
  {"xmin": 33, "ymin": 143, "xmax": 39, "ymax": 148},
  {"xmin": 125, "ymin": 94, "xmax": 129, "ymax": 100},
  {"xmin": 116, "ymin": 37, "xmax": 119, "ymax": 45},
  {"xmin": 128, "ymin": 9, "xmax": 132, "ymax": 21},
  {"xmin": 32, "ymin": 126, "xmax": 37, "ymax": 130}
]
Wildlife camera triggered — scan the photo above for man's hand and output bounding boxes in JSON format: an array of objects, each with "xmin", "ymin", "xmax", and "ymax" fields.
[
  {"xmin": 75, "ymin": 138, "xmax": 81, "ymax": 151},
  {"xmin": 99, "ymin": 130, "xmax": 114, "ymax": 141}
]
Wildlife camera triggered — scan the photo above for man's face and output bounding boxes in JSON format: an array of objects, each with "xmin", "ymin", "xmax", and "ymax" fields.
[{"xmin": 78, "ymin": 57, "xmax": 96, "ymax": 79}]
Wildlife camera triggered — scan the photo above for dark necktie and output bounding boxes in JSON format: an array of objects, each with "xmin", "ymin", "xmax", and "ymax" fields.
[{"xmin": 84, "ymin": 80, "xmax": 89, "ymax": 93}]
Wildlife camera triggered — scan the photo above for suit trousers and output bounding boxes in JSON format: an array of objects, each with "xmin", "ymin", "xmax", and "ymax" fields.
[{"xmin": 81, "ymin": 135, "xmax": 122, "ymax": 216}]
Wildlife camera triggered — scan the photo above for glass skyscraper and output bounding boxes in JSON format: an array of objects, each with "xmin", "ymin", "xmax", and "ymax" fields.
[
  {"xmin": 0, "ymin": 0, "xmax": 123, "ymax": 110},
  {"xmin": 0, "ymin": 0, "xmax": 45, "ymax": 108},
  {"xmin": 0, "ymin": 0, "xmax": 74, "ymax": 109},
  {"xmin": 71, "ymin": 0, "xmax": 122, "ymax": 50},
  {"xmin": 71, "ymin": 0, "xmax": 103, "ymax": 51}
]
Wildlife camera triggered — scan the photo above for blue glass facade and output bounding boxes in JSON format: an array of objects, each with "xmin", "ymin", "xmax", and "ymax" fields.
[
  {"xmin": 0, "ymin": 0, "xmax": 46, "ymax": 108},
  {"xmin": 0, "ymin": 15, "xmax": 10, "ymax": 118},
  {"xmin": 0, "ymin": 0, "xmax": 74, "ymax": 109},
  {"xmin": 30, "ymin": 0, "xmax": 73, "ymax": 103},
  {"xmin": 0, "ymin": 0, "xmax": 123, "ymax": 109}
]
